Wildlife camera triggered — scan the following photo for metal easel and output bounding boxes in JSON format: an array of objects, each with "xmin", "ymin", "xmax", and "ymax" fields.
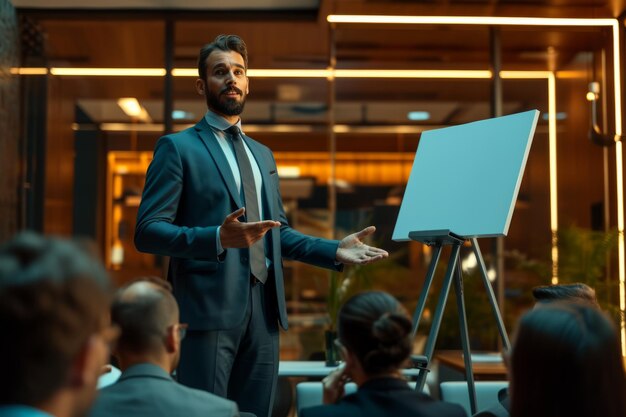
[{"xmin": 408, "ymin": 230, "xmax": 511, "ymax": 415}]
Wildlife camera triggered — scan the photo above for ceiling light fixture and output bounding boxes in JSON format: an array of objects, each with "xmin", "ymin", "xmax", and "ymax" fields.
[
  {"xmin": 117, "ymin": 98, "xmax": 142, "ymax": 117},
  {"xmin": 117, "ymin": 98, "xmax": 152, "ymax": 122},
  {"xmin": 407, "ymin": 111, "xmax": 430, "ymax": 121}
]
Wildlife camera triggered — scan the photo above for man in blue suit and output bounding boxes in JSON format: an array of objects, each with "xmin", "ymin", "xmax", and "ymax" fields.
[{"xmin": 134, "ymin": 34, "xmax": 388, "ymax": 417}]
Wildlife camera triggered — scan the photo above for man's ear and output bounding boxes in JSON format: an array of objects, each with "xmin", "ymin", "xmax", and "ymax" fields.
[
  {"xmin": 246, "ymin": 76, "xmax": 250, "ymax": 95},
  {"xmin": 195, "ymin": 78, "xmax": 205, "ymax": 96},
  {"xmin": 165, "ymin": 325, "xmax": 178, "ymax": 354},
  {"xmin": 68, "ymin": 337, "xmax": 103, "ymax": 388}
]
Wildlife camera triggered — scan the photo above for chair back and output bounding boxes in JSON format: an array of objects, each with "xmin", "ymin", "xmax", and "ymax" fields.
[{"xmin": 439, "ymin": 381, "xmax": 509, "ymax": 417}]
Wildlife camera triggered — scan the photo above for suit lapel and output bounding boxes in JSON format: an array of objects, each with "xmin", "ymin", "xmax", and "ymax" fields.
[{"xmin": 194, "ymin": 119, "xmax": 242, "ymax": 208}]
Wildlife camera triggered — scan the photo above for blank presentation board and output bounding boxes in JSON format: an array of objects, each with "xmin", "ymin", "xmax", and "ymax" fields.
[{"xmin": 392, "ymin": 109, "xmax": 539, "ymax": 241}]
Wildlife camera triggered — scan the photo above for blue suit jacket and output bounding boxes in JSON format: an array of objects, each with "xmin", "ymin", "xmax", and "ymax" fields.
[
  {"xmin": 89, "ymin": 364, "xmax": 239, "ymax": 417},
  {"xmin": 135, "ymin": 119, "xmax": 340, "ymax": 330}
]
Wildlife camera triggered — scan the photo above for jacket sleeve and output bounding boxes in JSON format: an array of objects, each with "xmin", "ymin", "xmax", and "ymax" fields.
[{"xmin": 134, "ymin": 136, "xmax": 220, "ymax": 260}]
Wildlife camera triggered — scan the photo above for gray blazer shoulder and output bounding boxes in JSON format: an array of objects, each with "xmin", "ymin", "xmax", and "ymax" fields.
[{"xmin": 90, "ymin": 364, "xmax": 239, "ymax": 417}]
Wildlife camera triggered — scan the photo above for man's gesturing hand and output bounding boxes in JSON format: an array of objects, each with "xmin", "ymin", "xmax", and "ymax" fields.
[
  {"xmin": 335, "ymin": 226, "xmax": 389, "ymax": 265},
  {"xmin": 219, "ymin": 208, "xmax": 281, "ymax": 248}
]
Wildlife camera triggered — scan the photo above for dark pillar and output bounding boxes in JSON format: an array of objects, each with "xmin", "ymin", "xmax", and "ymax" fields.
[{"xmin": 0, "ymin": 0, "xmax": 20, "ymax": 241}]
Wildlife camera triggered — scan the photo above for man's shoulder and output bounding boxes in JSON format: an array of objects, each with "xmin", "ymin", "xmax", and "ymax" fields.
[
  {"xmin": 92, "ymin": 378, "xmax": 236, "ymax": 417},
  {"xmin": 159, "ymin": 125, "xmax": 201, "ymax": 143},
  {"xmin": 174, "ymin": 381, "xmax": 235, "ymax": 406}
]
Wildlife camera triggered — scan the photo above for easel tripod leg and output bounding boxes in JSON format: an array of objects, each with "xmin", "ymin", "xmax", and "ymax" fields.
[
  {"xmin": 470, "ymin": 238, "xmax": 511, "ymax": 350},
  {"xmin": 454, "ymin": 261, "xmax": 477, "ymax": 414},
  {"xmin": 416, "ymin": 244, "xmax": 462, "ymax": 392},
  {"xmin": 411, "ymin": 245, "xmax": 443, "ymax": 339}
]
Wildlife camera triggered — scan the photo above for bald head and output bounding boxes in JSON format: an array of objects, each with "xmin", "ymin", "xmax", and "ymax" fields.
[{"xmin": 112, "ymin": 279, "xmax": 179, "ymax": 355}]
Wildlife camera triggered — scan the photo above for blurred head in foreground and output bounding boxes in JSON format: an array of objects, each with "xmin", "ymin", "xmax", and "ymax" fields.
[
  {"xmin": 510, "ymin": 302, "xmax": 625, "ymax": 417},
  {"xmin": 0, "ymin": 232, "xmax": 114, "ymax": 417}
]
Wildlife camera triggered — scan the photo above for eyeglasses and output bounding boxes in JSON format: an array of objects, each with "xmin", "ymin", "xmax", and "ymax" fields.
[
  {"xmin": 177, "ymin": 323, "xmax": 189, "ymax": 340},
  {"xmin": 333, "ymin": 338, "xmax": 343, "ymax": 350},
  {"xmin": 333, "ymin": 338, "xmax": 348, "ymax": 358}
]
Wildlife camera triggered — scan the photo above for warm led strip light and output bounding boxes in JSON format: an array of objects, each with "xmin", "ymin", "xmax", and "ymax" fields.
[
  {"xmin": 612, "ymin": 24, "xmax": 625, "ymax": 354},
  {"xmin": 173, "ymin": 68, "xmax": 494, "ymax": 78},
  {"xmin": 10, "ymin": 68, "xmax": 573, "ymax": 80},
  {"xmin": 50, "ymin": 68, "xmax": 166, "ymax": 76},
  {"xmin": 5, "ymin": 67, "xmax": 555, "ymax": 79},
  {"xmin": 548, "ymin": 73, "xmax": 559, "ymax": 285},
  {"xmin": 327, "ymin": 15, "xmax": 617, "ymax": 27},
  {"xmin": 10, "ymin": 67, "xmax": 47, "ymax": 75},
  {"xmin": 327, "ymin": 13, "xmax": 625, "ymax": 355}
]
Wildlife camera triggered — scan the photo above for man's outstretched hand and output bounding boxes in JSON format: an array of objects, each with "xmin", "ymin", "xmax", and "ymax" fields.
[
  {"xmin": 335, "ymin": 226, "xmax": 389, "ymax": 265},
  {"xmin": 220, "ymin": 208, "xmax": 281, "ymax": 248}
]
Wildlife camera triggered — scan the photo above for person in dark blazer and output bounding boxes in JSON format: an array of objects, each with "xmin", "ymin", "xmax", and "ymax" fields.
[
  {"xmin": 134, "ymin": 34, "xmax": 388, "ymax": 417},
  {"xmin": 301, "ymin": 292, "xmax": 466, "ymax": 417},
  {"xmin": 473, "ymin": 282, "xmax": 600, "ymax": 417},
  {"xmin": 90, "ymin": 279, "xmax": 248, "ymax": 417},
  {"xmin": 509, "ymin": 302, "xmax": 625, "ymax": 417}
]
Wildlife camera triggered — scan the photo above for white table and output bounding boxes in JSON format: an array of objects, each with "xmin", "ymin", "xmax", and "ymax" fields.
[
  {"xmin": 278, "ymin": 361, "xmax": 422, "ymax": 378},
  {"xmin": 278, "ymin": 361, "xmax": 340, "ymax": 378}
]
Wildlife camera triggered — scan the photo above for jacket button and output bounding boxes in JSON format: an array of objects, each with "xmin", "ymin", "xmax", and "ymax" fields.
[{"xmin": 240, "ymin": 256, "xmax": 248, "ymax": 264}]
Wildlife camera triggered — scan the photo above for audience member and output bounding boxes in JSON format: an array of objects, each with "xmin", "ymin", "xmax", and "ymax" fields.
[
  {"xmin": 0, "ymin": 232, "xmax": 116, "ymax": 417},
  {"xmin": 474, "ymin": 282, "xmax": 601, "ymax": 417},
  {"xmin": 531, "ymin": 282, "xmax": 598, "ymax": 306},
  {"xmin": 89, "ymin": 278, "xmax": 242, "ymax": 417},
  {"xmin": 301, "ymin": 291, "xmax": 466, "ymax": 417},
  {"xmin": 510, "ymin": 302, "xmax": 625, "ymax": 417}
]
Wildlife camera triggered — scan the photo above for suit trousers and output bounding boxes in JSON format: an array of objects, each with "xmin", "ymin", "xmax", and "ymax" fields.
[{"xmin": 177, "ymin": 279, "xmax": 280, "ymax": 417}]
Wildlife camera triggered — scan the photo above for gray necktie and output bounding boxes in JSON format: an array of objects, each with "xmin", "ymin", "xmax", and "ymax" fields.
[{"xmin": 226, "ymin": 126, "xmax": 267, "ymax": 283}]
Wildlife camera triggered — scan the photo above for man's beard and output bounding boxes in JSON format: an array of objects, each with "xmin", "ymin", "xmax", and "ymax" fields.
[{"xmin": 207, "ymin": 86, "xmax": 246, "ymax": 116}]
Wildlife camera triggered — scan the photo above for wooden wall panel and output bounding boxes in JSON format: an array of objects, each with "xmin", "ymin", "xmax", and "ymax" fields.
[{"xmin": 0, "ymin": 0, "xmax": 19, "ymax": 242}]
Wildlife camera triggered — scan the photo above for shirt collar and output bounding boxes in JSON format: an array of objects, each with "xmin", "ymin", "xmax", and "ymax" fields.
[
  {"xmin": 359, "ymin": 377, "xmax": 411, "ymax": 392},
  {"xmin": 203, "ymin": 109, "xmax": 242, "ymax": 133}
]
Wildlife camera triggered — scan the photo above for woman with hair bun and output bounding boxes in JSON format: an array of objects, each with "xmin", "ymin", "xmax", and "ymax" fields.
[{"xmin": 301, "ymin": 291, "xmax": 465, "ymax": 417}]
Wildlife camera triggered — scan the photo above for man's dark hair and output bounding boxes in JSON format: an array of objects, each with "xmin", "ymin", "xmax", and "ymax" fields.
[
  {"xmin": 532, "ymin": 283, "xmax": 598, "ymax": 306},
  {"xmin": 0, "ymin": 232, "xmax": 111, "ymax": 406},
  {"xmin": 198, "ymin": 34, "xmax": 248, "ymax": 81},
  {"xmin": 111, "ymin": 278, "xmax": 178, "ymax": 355}
]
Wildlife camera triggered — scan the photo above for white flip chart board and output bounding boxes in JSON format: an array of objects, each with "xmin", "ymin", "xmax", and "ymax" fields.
[{"xmin": 392, "ymin": 110, "xmax": 539, "ymax": 241}]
